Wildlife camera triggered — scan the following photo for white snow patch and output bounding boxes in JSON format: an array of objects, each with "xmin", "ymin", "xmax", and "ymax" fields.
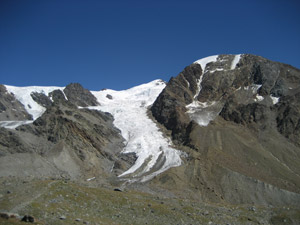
[
  {"xmin": 244, "ymin": 84, "xmax": 261, "ymax": 94},
  {"xmin": 5, "ymin": 85, "xmax": 64, "ymax": 120},
  {"xmin": 186, "ymin": 55, "xmax": 220, "ymax": 126},
  {"xmin": 87, "ymin": 177, "xmax": 96, "ymax": 181},
  {"xmin": 255, "ymin": 95, "xmax": 264, "ymax": 102},
  {"xmin": 270, "ymin": 96, "xmax": 280, "ymax": 104},
  {"xmin": 181, "ymin": 75, "xmax": 190, "ymax": 88},
  {"xmin": 230, "ymin": 54, "xmax": 241, "ymax": 69},
  {"xmin": 186, "ymin": 101, "xmax": 219, "ymax": 126},
  {"xmin": 90, "ymin": 80, "xmax": 182, "ymax": 182},
  {"xmin": 194, "ymin": 55, "xmax": 219, "ymax": 72},
  {"xmin": 209, "ymin": 68, "xmax": 224, "ymax": 73},
  {"xmin": 0, "ymin": 120, "xmax": 33, "ymax": 129},
  {"xmin": 187, "ymin": 101, "xmax": 217, "ymax": 109},
  {"xmin": 193, "ymin": 55, "xmax": 219, "ymax": 98}
]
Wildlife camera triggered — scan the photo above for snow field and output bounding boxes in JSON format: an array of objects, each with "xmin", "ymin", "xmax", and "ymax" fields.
[
  {"xmin": 5, "ymin": 85, "xmax": 65, "ymax": 120},
  {"xmin": 2, "ymin": 82, "xmax": 182, "ymax": 182},
  {"xmin": 91, "ymin": 80, "xmax": 182, "ymax": 182}
]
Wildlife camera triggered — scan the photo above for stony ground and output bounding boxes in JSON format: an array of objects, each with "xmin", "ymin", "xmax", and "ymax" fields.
[{"xmin": 0, "ymin": 177, "xmax": 299, "ymax": 225}]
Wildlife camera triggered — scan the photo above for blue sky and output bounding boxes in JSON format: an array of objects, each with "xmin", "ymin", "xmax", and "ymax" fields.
[{"xmin": 1, "ymin": 0, "xmax": 299, "ymax": 90}]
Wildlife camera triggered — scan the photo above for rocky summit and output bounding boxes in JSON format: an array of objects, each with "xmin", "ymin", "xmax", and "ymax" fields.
[{"xmin": 0, "ymin": 54, "xmax": 300, "ymax": 225}]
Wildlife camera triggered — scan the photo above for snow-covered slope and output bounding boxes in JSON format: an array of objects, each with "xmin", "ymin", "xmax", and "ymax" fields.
[
  {"xmin": 1, "ymin": 85, "xmax": 65, "ymax": 129},
  {"xmin": 91, "ymin": 80, "xmax": 182, "ymax": 182},
  {"xmin": 5, "ymin": 85, "xmax": 65, "ymax": 120},
  {"xmin": 1, "ymin": 81, "xmax": 182, "ymax": 182}
]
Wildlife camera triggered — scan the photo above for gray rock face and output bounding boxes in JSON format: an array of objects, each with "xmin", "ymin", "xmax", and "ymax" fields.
[
  {"xmin": 49, "ymin": 89, "xmax": 68, "ymax": 103},
  {"xmin": 152, "ymin": 54, "xmax": 300, "ymax": 146},
  {"xmin": 0, "ymin": 83, "xmax": 133, "ymax": 183},
  {"xmin": 30, "ymin": 92, "xmax": 52, "ymax": 108},
  {"xmin": 0, "ymin": 56, "xmax": 299, "ymax": 207},
  {"xmin": 275, "ymin": 93, "xmax": 300, "ymax": 146},
  {"xmin": 0, "ymin": 85, "xmax": 32, "ymax": 121},
  {"xmin": 151, "ymin": 54, "xmax": 300, "ymax": 206},
  {"xmin": 0, "ymin": 100, "xmax": 133, "ymax": 181},
  {"xmin": 63, "ymin": 83, "xmax": 99, "ymax": 107},
  {"xmin": 151, "ymin": 63, "xmax": 202, "ymax": 142}
]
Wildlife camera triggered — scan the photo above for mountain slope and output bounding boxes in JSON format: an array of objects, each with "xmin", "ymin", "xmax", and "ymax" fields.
[
  {"xmin": 150, "ymin": 54, "xmax": 300, "ymax": 206},
  {"xmin": 90, "ymin": 80, "xmax": 182, "ymax": 182},
  {"xmin": 0, "ymin": 54, "xmax": 300, "ymax": 209},
  {"xmin": 0, "ymin": 81, "xmax": 183, "ymax": 184},
  {"xmin": 0, "ymin": 84, "xmax": 132, "ymax": 184}
]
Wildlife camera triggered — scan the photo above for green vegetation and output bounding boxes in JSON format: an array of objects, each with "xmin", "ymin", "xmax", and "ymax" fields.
[{"xmin": 0, "ymin": 178, "xmax": 299, "ymax": 225}]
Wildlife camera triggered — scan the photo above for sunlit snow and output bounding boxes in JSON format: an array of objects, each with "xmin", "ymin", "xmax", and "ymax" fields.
[
  {"xmin": 0, "ymin": 120, "xmax": 33, "ymax": 129},
  {"xmin": 193, "ymin": 55, "xmax": 219, "ymax": 98},
  {"xmin": 1, "ymin": 82, "xmax": 182, "ymax": 182},
  {"xmin": 186, "ymin": 101, "xmax": 219, "ymax": 126},
  {"xmin": 244, "ymin": 84, "xmax": 262, "ymax": 94},
  {"xmin": 254, "ymin": 95, "xmax": 264, "ymax": 102},
  {"xmin": 209, "ymin": 68, "xmax": 224, "ymax": 73},
  {"xmin": 230, "ymin": 54, "xmax": 241, "ymax": 69},
  {"xmin": 186, "ymin": 55, "xmax": 220, "ymax": 126},
  {"xmin": 270, "ymin": 95, "xmax": 280, "ymax": 104},
  {"xmin": 187, "ymin": 54, "xmax": 243, "ymax": 127},
  {"xmin": 5, "ymin": 85, "xmax": 65, "ymax": 120},
  {"xmin": 90, "ymin": 80, "xmax": 182, "ymax": 182}
]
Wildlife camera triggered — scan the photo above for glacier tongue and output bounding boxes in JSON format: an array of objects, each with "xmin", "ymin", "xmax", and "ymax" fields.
[{"xmin": 91, "ymin": 80, "xmax": 182, "ymax": 182}]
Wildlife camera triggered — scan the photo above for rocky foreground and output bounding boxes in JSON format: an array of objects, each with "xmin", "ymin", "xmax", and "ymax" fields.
[{"xmin": 0, "ymin": 177, "xmax": 299, "ymax": 225}]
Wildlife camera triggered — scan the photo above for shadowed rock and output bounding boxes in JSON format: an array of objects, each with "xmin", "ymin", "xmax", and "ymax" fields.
[
  {"xmin": 63, "ymin": 83, "xmax": 99, "ymax": 107},
  {"xmin": 150, "ymin": 54, "xmax": 300, "ymax": 206}
]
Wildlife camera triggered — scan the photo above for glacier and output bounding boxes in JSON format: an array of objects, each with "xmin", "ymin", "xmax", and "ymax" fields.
[{"xmin": 90, "ymin": 80, "xmax": 182, "ymax": 182}]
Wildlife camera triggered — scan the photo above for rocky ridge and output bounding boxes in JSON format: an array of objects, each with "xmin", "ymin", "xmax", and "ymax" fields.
[
  {"xmin": 0, "ymin": 54, "xmax": 300, "ymax": 224},
  {"xmin": 150, "ymin": 54, "xmax": 300, "ymax": 206},
  {"xmin": 0, "ymin": 83, "xmax": 133, "ymax": 184},
  {"xmin": 0, "ymin": 85, "xmax": 32, "ymax": 121}
]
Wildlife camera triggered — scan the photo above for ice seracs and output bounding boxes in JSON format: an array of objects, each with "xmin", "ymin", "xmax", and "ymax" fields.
[
  {"xmin": 90, "ymin": 80, "xmax": 182, "ymax": 182},
  {"xmin": 1, "ymin": 81, "xmax": 182, "ymax": 182}
]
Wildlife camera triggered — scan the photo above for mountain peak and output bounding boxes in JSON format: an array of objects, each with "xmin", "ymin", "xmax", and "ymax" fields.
[{"xmin": 1, "ymin": 54, "xmax": 300, "ymax": 212}]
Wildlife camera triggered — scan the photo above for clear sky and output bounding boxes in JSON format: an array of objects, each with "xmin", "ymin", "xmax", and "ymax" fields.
[{"xmin": 1, "ymin": 0, "xmax": 299, "ymax": 91}]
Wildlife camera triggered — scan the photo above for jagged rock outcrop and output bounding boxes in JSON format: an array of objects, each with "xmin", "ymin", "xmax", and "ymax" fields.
[
  {"xmin": 0, "ymin": 85, "xmax": 32, "ymax": 121},
  {"xmin": 1, "ymin": 55, "xmax": 299, "ymax": 207},
  {"xmin": 152, "ymin": 54, "xmax": 300, "ymax": 145},
  {"xmin": 30, "ymin": 92, "xmax": 53, "ymax": 108},
  {"xmin": 151, "ymin": 54, "xmax": 300, "ymax": 206},
  {"xmin": 63, "ymin": 83, "xmax": 99, "ymax": 107},
  {"xmin": 0, "ymin": 84, "xmax": 133, "ymax": 183},
  {"xmin": 151, "ymin": 64, "xmax": 202, "ymax": 142}
]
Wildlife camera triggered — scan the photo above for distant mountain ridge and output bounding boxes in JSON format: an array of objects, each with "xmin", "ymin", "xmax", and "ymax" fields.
[{"xmin": 1, "ymin": 54, "xmax": 300, "ymax": 207}]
